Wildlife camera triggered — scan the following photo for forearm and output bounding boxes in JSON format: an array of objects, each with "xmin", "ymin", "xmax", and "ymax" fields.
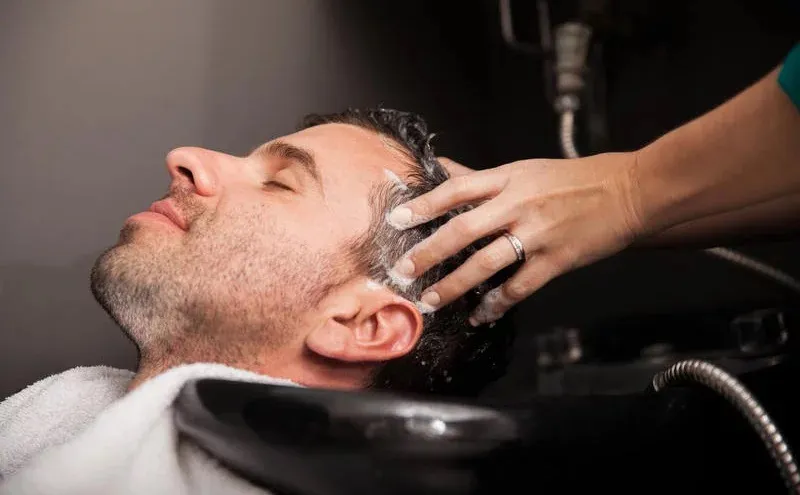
[
  {"xmin": 632, "ymin": 66, "xmax": 800, "ymax": 240},
  {"xmin": 636, "ymin": 192, "xmax": 800, "ymax": 248}
]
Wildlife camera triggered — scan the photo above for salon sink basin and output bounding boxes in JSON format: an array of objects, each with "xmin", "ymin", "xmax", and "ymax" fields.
[{"xmin": 175, "ymin": 358, "xmax": 800, "ymax": 494}]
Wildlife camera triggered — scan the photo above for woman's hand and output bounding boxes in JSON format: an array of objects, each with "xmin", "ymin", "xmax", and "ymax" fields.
[{"xmin": 388, "ymin": 152, "xmax": 645, "ymax": 325}]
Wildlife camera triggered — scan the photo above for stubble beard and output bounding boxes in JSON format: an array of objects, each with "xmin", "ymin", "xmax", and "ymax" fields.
[{"xmin": 90, "ymin": 210, "xmax": 343, "ymax": 371}]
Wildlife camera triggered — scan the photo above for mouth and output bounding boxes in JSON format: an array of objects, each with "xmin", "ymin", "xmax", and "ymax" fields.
[{"xmin": 146, "ymin": 199, "xmax": 188, "ymax": 231}]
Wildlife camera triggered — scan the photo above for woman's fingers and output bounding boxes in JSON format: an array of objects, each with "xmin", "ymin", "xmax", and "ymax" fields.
[
  {"xmin": 417, "ymin": 233, "xmax": 526, "ymax": 311},
  {"xmin": 469, "ymin": 255, "xmax": 561, "ymax": 326},
  {"xmin": 437, "ymin": 157, "xmax": 473, "ymax": 177},
  {"xmin": 387, "ymin": 169, "xmax": 505, "ymax": 230},
  {"xmin": 389, "ymin": 196, "xmax": 513, "ymax": 283},
  {"xmin": 386, "ymin": 153, "xmax": 642, "ymax": 319}
]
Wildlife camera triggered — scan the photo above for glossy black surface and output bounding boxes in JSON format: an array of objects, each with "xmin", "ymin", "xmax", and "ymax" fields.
[{"xmin": 175, "ymin": 357, "xmax": 800, "ymax": 494}]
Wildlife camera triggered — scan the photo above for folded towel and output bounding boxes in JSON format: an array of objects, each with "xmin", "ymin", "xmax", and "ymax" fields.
[
  {"xmin": 0, "ymin": 363, "xmax": 300, "ymax": 495},
  {"xmin": 0, "ymin": 365, "xmax": 134, "ymax": 479}
]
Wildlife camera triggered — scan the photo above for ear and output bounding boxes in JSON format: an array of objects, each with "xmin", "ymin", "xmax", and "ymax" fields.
[{"xmin": 306, "ymin": 279, "xmax": 423, "ymax": 363}]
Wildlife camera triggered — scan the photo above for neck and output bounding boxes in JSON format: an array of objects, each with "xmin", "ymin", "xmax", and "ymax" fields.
[
  {"xmin": 127, "ymin": 332, "xmax": 288, "ymax": 391},
  {"xmin": 127, "ymin": 339, "xmax": 374, "ymax": 392},
  {"xmin": 126, "ymin": 360, "xmax": 171, "ymax": 391}
]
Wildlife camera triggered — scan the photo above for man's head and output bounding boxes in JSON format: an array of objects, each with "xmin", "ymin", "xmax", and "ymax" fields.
[{"xmin": 91, "ymin": 108, "xmax": 515, "ymax": 395}]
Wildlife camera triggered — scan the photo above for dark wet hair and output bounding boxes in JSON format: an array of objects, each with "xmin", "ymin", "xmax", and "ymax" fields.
[{"xmin": 301, "ymin": 108, "xmax": 516, "ymax": 396}]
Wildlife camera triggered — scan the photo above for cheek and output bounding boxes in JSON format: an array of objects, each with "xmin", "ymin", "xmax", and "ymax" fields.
[
  {"xmin": 191, "ymin": 198, "xmax": 343, "ymax": 263},
  {"xmin": 185, "ymin": 208, "xmax": 311, "ymax": 299},
  {"xmin": 175, "ymin": 195, "xmax": 362, "ymax": 317}
]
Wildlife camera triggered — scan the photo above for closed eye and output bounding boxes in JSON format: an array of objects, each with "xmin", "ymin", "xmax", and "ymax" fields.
[{"xmin": 262, "ymin": 180, "xmax": 294, "ymax": 192}]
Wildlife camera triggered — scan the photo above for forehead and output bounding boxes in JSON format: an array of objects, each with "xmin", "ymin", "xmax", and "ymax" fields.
[
  {"xmin": 281, "ymin": 123, "xmax": 411, "ymax": 195},
  {"xmin": 268, "ymin": 123, "xmax": 414, "ymax": 238}
]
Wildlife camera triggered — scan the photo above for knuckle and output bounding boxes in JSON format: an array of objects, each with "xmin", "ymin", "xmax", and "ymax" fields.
[
  {"xmin": 411, "ymin": 197, "xmax": 430, "ymax": 217},
  {"xmin": 448, "ymin": 215, "xmax": 476, "ymax": 238},
  {"xmin": 477, "ymin": 249, "xmax": 505, "ymax": 272},
  {"xmin": 503, "ymin": 281, "xmax": 527, "ymax": 302},
  {"xmin": 452, "ymin": 175, "xmax": 473, "ymax": 199},
  {"xmin": 553, "ymin": 247, "xmax": 579, "ymax": 272}
]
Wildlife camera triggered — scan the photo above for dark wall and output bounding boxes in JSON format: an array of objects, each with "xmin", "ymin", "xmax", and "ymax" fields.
[
  {"xmin": 423, "ymin": 0, "xmax": 799, "ymax": 323},
  {"xmin": 1, "ymin": 0, "xmax": 798, "ymax": 399},
  {"xmin": 453, "ymin": 0, "xmax": 800, "ymax": 325},
  {"xmin": 460, "ymin": 0, "xmax": 800, "ymax": 394}
]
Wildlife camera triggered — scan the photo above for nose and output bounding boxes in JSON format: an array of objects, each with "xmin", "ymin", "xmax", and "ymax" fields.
[{"xmin": 165, "ymin": 147, "xmax": 219, "ymax": 197}]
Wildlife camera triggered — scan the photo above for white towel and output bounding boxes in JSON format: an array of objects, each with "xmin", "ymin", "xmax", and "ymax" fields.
[
  {"xmin": 0, "ymin": 365, "xmax": 134, "ymax": 479},
  {"xmin": 0, "ymin": 363, "xmax": 301, "ymax": 495}
]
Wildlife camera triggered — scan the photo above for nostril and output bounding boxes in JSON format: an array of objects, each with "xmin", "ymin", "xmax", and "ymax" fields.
[{"xmin": 177, "ymin": 166, "xmax": 194, "ymax": 183}]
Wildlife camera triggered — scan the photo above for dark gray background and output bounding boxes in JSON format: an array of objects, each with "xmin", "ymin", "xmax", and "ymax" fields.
[{"xmin": 1, "ymin": 0, "xmax": 798, "ymax": 399}]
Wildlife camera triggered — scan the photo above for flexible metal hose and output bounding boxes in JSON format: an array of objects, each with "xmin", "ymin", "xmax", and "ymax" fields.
[
  {"xmin": 706, "ymin": 247, "xmax": 800, "ymax": 294},
  {"xmin": 652, "ymin": 359, "xmax": 800, "ymax": 493},
  {"xmin": 559, "ymin": 111, "xmax": 580, "ymax": 160},
  {"xmin": 558, "ymin": 112, "xmax": 800, "ymax": 296}
]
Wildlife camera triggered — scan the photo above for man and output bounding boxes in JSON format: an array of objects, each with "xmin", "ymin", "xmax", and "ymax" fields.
[
  {"xmin": 93, "ymin": 107, "xmax": 515, "ymax": 394},
  {"xmin": 0, "ymin": 108, "xmax": 515, "ymax": 494}
]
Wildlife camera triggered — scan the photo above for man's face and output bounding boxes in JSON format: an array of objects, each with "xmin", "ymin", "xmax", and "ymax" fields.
[{"xmin": 91, "ymin": 123, "xmax": 411, "ymax": 361}]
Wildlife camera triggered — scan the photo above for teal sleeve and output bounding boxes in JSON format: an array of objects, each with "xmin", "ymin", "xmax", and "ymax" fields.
[{"xmin": 778, "ymin": 43, "xmax": 800, "ymax": 110}]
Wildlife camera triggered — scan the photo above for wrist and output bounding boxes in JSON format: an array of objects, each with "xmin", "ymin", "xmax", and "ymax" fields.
[
  {"xmin": 616, "ymin": 149, "xmax": 655, "ymax": 242},
  {"xmin": 630, "ymin": 136, "xmax": 702, "ymax": 239}
]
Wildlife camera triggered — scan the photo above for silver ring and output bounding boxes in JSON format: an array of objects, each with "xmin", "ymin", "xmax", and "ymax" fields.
[{"xmin": 503, "ymin": 232, "xmax": 526, "ymax": 262}]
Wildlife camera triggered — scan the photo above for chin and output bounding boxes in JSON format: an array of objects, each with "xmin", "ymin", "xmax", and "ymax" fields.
[{"xmin": 89, "ymin": 240, "xmax": 170, "ymax": 348}]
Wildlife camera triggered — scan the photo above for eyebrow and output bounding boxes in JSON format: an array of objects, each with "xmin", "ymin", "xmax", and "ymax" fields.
[{"xmin": 253, "ymin": 140, "xmax": 321, "ymax": 185}]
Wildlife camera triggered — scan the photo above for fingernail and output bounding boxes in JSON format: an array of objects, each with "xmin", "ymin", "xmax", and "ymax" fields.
[
  {"xmin": 482, "ymin": 287, "xmax": 504, "ymax": 305},
  {"xmin": 470, "ymin": 289, "xmax": 506, "ymax": 327},
  {"xmin": 415, "ymin": 300, "xmax": 437, "ymax": 314},
  {"xmin": 386, "ymin": 266, "xmax": 415, "ymax": 291},
  {"xmin": 470, "ymin": 311, "xmax": 504, "ymax": 327},
  {"xmin": 421, "ymin": 290, "xmax": 440, "ymax": 308},
  {"xmin": 393, "ymin": 257, "xmax": 415, "ymax": 277},
  {"xmin": 387, "ymin": 207, "xmax": 414, "ymax": 230}
]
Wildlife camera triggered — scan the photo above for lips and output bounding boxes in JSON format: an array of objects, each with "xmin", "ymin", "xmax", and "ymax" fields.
[{"xmin": 148, "ymin": 200, "xmax": 187, "ymax": 231}]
